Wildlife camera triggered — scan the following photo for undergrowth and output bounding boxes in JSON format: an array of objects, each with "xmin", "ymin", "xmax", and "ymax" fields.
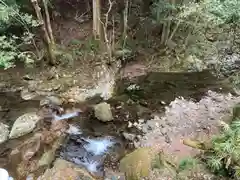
[
  {"xmin": 0, "ymin": 0, "xmax": 39, "ymax": 69},
  {"xmin": 180, "ymin": 104, "xmax": 240, "ymax": 179},
  {"xmin": 204, "ymin": 119, "xmax": 240, "ymax": 178},
  {"xmin": 202, "ymin": 105, "xmax": 240, "ymax": 178}
]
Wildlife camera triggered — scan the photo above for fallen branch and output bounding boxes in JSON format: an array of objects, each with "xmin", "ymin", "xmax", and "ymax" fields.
[{"xmin": 182, "ymin": 139, "xmax": 212, "ymax": 151}]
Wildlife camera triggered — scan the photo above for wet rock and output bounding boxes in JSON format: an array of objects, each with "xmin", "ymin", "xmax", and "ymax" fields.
[
  {"xmin": 20, "ymin": 88, "xmax": 38, "ymax": 100},
  {"xmin": 37, "ymin": 158, "xmax": 95, "ymax": 180},
  {"xmin": 0, "ymin": 123, "xmax": 9, "ymax": 144},
  {"xmin": 40, "ymin": 95, "xmax": 63, "ymax": 107},
  {"xmin": 21, "ymin": 134, "xmax": 41, "ymax": 161},
  {"xmin": 9, "ymin": 112, "xmax": 42, "ymax": 139},
  {"xmin": 94, "ymin": 102, "xmax": 113, "ymax": 122},
  {"xmin": 38, "ymin": 149, "xmax": 55, "ymax": 168},
  {"xmin": 119, "ymin": 147, "xmax": 159, "ymax": 180},
  {"xmin": 122, "ymin": 132, "xmax": 136, "ymax": 141},
  {"xmin": 104, "ymin": 168, "xmax": 125, "ymax": 180},
  {"xmin": 10, "ymin": 134, "xmax": 41, "ymax": 163}
]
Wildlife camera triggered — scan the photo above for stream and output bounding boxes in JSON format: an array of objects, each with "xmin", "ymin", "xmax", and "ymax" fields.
[{"xmin": 0, "ymin": 70, "xmax": 235, "ymax": 179}]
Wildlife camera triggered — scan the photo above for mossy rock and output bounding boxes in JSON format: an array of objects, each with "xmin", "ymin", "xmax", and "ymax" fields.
[{"xmin": 119, "ymin": 147, "xmax": 159, "ymax": 180}]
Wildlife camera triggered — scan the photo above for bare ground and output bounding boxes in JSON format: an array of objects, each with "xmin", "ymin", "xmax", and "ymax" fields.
[
  {"xmin": 135, "ymin": 90, "xmax": 240, "ymax": 179},
  {"xmin": 138, "ymin": 90, "xmax": 240, "ymax": 160}
]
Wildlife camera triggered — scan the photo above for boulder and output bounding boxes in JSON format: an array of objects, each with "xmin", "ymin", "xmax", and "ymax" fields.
[
  {"xmin": 119, "ymin": 147, "xmax": 159, "ymax": 180},
  {"xmin": 9, "ymin": 112, "xmax": 41, "ymax": 139},
  {"xmin": 40, "ymin": 95, "xmax": 63, "ymax": 107},
  {"xmin": 37, "ymin": 158, "xmax": 95, "ymax": 180},
  {"xmin": 94, "ymin": 102, "xmax": 113, "ymax": 122},
  {"xmin": 0, "ymin": 123, "xmax": 9, "ymax": 144}
]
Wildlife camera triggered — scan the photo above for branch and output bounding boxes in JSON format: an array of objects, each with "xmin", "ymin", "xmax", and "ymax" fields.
[
  {"xmin": 31, "ymin": 0, "xmax": 55, "ymax": 65},
  {"xmin": 182, "ymin": 139, "xmax": 212, "ymax": 151},
  {"xmin": 100, "ymin": 0, "xmax": 113, "ymax": 60}
]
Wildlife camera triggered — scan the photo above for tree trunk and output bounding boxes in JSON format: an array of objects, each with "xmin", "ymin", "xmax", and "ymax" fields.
[
  {"xmin": 42, "ymin": 0, "xmax": 55, "ymax": 44},
  {"xmin": 117, "ymin": 0, "xmax": 125, "ymax": 35},
  {"xmin": 92, "ymin": 0, "xmax": 102, "ymax": 40},
  {"xmin": 123, "ymin": 0, "xmax": 129, "ymax": 40},
  {"xmin": 31, "ymin": 0, "xmax": 56, "ymax": 65}
]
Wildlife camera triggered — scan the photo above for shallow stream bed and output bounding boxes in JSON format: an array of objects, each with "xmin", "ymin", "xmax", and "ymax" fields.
[{"xmin": 0, "ymin": 70, "xmax": 237, "ymax": 179}]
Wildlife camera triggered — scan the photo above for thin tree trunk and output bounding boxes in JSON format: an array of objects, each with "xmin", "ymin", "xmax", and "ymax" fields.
[
  {"xmin": 118, "ymin": 0, "xmax": 125, "ymax": 35},
  {"xmin": 42, "ymin": 0, "xmax": 54, "ymax": 44},
  {"xmin": 161, "ymin": 22, "xmax": 167, "ymax": 44},
  {"xmin": 31, "ymin": 0, "xmax": 56, "ymax": 65},
  {"xmin": 92, "ymin": 0, "xmax": 102, "ymax": 40},
  {"xmin": 123, "ymin": 0, "xmax": 129, "ymax": 40}
]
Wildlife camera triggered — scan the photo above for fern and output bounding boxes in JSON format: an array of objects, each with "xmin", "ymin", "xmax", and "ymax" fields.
[{"xmin": 205, "ymin": 117, "xmax": 240, "ymax": 177}]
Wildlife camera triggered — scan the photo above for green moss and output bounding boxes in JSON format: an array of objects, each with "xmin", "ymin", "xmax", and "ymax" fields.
[{"xmin": 119, "ymin": 148, "xmax": 158, "ymax": 180}]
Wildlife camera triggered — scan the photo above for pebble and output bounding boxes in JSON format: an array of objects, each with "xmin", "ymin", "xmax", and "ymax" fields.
[
  {"xmin": 133, "ymin": 141, "xmax": 140, "ymax": 148},
  {"xmin": 165, "ymin": 135, "xmax": 171, "ymax": 143},
  {"xmin": 141, "ymin": 126, "xmax": 148, "ymax": 133},
  {"xmin": 128, "ymin": 122, "xmax": 133, "ymax": 128},
  {"xmin": 136, "ymin": 135, "xmax": 142, "ymax": 140},
  {"xmin": 160, "ymin": 128, "xmax": 167, "ymax": 135},
  {"xmin": 122, "ymin": 132, "xmax": 136, "ymax": 141}
]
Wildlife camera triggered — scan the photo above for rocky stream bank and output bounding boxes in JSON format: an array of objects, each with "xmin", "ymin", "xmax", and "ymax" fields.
[{"xmin": 0, "ymin": 63, "xmax": 239, "ymax": 180}]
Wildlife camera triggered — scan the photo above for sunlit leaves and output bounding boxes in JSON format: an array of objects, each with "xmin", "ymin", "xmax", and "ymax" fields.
[{"xmin": 0, "ymin": 0, "xmax": 38, "ymax": 69}]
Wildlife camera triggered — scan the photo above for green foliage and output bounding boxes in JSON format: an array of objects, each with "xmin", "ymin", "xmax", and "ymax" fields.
[
  {"xmin": 151, "ymin": 0, "xmax": 178, "ymax": 24},
  {"xmin": 205, "ymin": 116, "xmax": 240, "ymax": 178},
  {"xmin": 178, "ymin": 157, "xmax": 198, "ymax": 172},
  {"xmin": 150, "ymin": 0, "xmax": 240, "ymax": 59},
  {"xmin": 228, "ymin": 73, "xmax": 240, "ymax": 90},
  {"xmin": 0, "ymin": 0, "xmax": 39, "ymax": 69},
  {"xmin": 53, "ymin": 45, "xmax": 74, "ymax": 66}
]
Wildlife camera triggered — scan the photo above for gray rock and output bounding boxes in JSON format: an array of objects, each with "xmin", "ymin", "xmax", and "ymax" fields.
[
  {"xmin": 37, "ymin": 159, "xmax": 95, "ymax": 180},
  {"xmin": 94, "ymin": 102, "xmax": 113, "ymax": 122},
  {"xmin": 20, "ymin": 88, "xmax": 38, "ymax": 100},
  {"xmin": 38, "ymin": 150, "xmax": 55, "ymax": 167},
  {"xmin": 160, "ymin": 127, "xmax": 167, "ymax": 135},
  {"xmin": 40, "ymin": 95, "xmax": 63, "ymax": 107},
  {"xmin": 146, "ymin": 120, "xmax": 158, "ymax": 130},
  {"xmin": 0, "ymin": 123, "xmax": 9, "ymax": 144},
  {"xmin": 46, "ymin": 95, "xmax": 63, "ymax": 106},
  {"xmin": 122, "ymin": 132, "xmax": 136, "ymax": 141},
  {"xmin": 9, "ymin": 112, "xmax": 42, "ymax": 139},
  {"xmin": 141, "ymin": 125, "xmax": 149, "ymax": 133}
]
